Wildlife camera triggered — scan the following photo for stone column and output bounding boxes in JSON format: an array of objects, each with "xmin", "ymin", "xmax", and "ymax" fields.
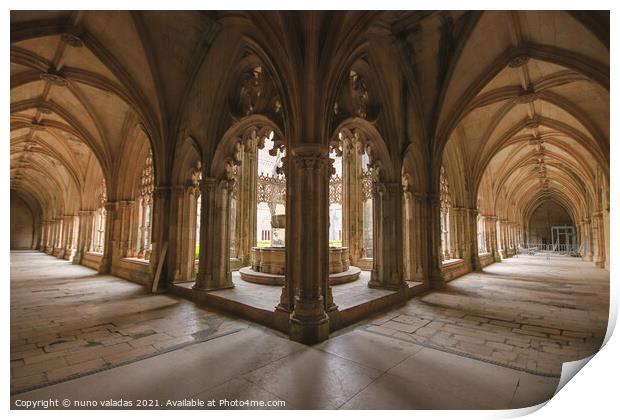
[
  {"xmin": 583, "ymin": 218, "xmax": 593, "ymax": 261},
  {"xmin": 485, "ymin": 216, "xmax": 500, "ymax": 261},
  {"xmin": 428, "ymin": 194, "xmax": 444, "ymax": 288},
  {"xmin": 498, "ymin": 219, "xmax": 508, "ymax": 258},
  {"xmin": 170, "ymin": 186, "xmax": 197, "ymax": 283},
  {"xmin": 53, "ymin": 218, "xmax": 63, "ymax": 256},
  {"xmin": 237, "ymin": 145, "xmax": 258, "ymax": 265},
  {"xmin": 40, "ymin": 221, "xmax": 49, "ymax": 252},
  {"xmin": 467, "ymin": 208, "xmax": 482, "ymax": 271},
  {"xmin": 62, "ymin": 215, "xmax": 75, "ymax": 260},
  {"xmin": 73, "ymin": 211, "xmax": 88, "ymax": 264},
  {"xmin": 149, "ymin": 187, "xmax": 171, "ymax": 289},
  {"xmin": 194, "ymin": 178, "xmax": 234, "ymax": 291},
  {"xmin": 99, "ymin": 202, "xmax": 118, "ymax": 274},
  {"xmin": 453, "ymin": 207, "xmax": 467, "ymax": 260},
  {"xmin": 117, "ymin": 201, "xmax": 135, "ymax": 259},
  {"xmin": 369, "ymin": 181, "xmax": 405, "ymax": 290},
  {"xmin": 593, "ymin": 211, "xmax": 605, "ymax": 268},
  {"xmin": 413, "ymin": 194, "xmax": 426, "ymax": 281},
  {"xmin": 287, "ymin": 144, "xmax": 330, "ymax": 344},
  {"xmin": 402, "ymin": 191, "xmax": 414, "ymax": 281}
]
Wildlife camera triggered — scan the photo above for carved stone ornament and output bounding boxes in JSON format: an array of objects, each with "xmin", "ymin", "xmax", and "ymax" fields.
[
  {"xmin": 515, "ymin": 90, "xmax": 538, "ymax": 104},
  {"xmin": 525, "ymin": 117, "xmax": 541, "ymax": 130},
  {"xmin": 508, "ymin": 55, "xmax": 530, "ymax": 68},
  {"xmin": 61, "ymin": 33, "xmax": 84, "ymax": 48},
  {"xmin": 40, "ymin": 71, "xmax": 69, "ymax": 87}
]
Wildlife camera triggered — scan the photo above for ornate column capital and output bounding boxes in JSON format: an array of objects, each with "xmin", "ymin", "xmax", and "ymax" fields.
[
  {"xmin": 153, "ymin": 186, "xmax": 171, "ymax": 200},
  {"xmin": 104, "ymin": 201, "xmax": 119, "ymax": 212},
  {"xmin": 200, "ymin": 177, "xmax": 217, "ymax": 195},
  {"xmin": 290, "ymin": 143, "xmax": 330, "ymax": 168}
]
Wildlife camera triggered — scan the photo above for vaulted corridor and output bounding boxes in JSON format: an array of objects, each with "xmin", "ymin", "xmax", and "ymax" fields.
[
  {"xmin": 11, "ymin": 250, "xmax": 608, "ymax": 409},
  {"xmin": 10, "ymin": 10, "xmax": 609, "ymax": 410}
]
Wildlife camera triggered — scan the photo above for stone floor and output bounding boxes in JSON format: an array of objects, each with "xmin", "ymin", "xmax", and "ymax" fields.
[
  {"xmin": 10, "ymin": 251, "xmax": 250, "ymax": 394},
  {"xmin": 362, "ymin": 255, "xmax": 609, "ymax": 376},
  {"xmin": 176, "ymin": 270, "xmax": 400, "ymax": 311},
  {"xmin": 10, "ymin": 251, "xmax": 609, "ymax": 409}
]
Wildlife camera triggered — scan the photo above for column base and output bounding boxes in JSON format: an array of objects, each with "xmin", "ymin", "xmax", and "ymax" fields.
[
  {"xmin": 289, "ymin": 298, "xmax": 330, "ymax": 344},
  {"xmin": 192, "ymin": 284, "xmax": 235, "ymax": 292}
]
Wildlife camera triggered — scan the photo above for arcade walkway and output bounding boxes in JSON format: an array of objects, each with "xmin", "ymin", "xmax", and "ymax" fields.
[{"xmin": 10, "ymin": 251, "xmax": 609, "ymax": 409}]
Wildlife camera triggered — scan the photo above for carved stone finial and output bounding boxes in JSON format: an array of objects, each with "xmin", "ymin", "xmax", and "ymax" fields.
[
  {"xmin": 40, "ymin": 71, "xmax": 68, "ymax": 87},
  {"xmin": 508, "ymin": 55, "xmax": 530, "ymax": 68},
  {"xmin": 61, "ymin": 33, "xmax": 84, "ymax": 48},
  {"xmin": 525, "ymin": 117, "xmax": 540, "ymax": 130},
  {"xmin": 515, "ymin": 90, "xmax": 538, "ymax": 104}
]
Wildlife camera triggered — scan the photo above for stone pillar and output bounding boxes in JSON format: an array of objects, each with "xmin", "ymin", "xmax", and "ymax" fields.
[
  {"xmin": 62, "ymin": 215, "xmax": 75, "ymax": 260},
  {"xmin": 429, "ymin": 194, "xmax": 444, "ymax": 288},
  {"xmin": 170, "ymin": 186, "xmax": 198, "ymax": 283},
  {"xmin": 402, "ymin": 191, "xmax": 414, "ymax": 281},
  {"xmin": 467, "ymin": 208, "xmax": 482, "ymax": 270},
  {"xmin": 485, "ymin": 216, "xmax": 500, "ymax": 261},
  {"xmin": 583, "ymin": 218, "xmax": 593, "ymax": 261},
  {"xmin": 593, "ymin": 211, "xmax": 605, "ymax": 268},
  {"xmin": 287, "ymin": 144, "xmax": 330, "ymax": 344},
  {"xmin": 194, "ymin": 178, "xmax": 234, "ymax": 291},
  {"xmin": 99, "ymin": 202, "xmax": 118, "ymax": 273},
  {"xmin": 413, "ymin": 194, "xmax": 426, "ymax": 281},
  {"xmin": 149, "ymin": 187, "xmax": 171, "ymax": 290},
  {"xmin": 73, "ymin": 211, "xmax": 89, "ymax": 264},
  {"xmin": 369, "ymin": 181, "xmax": 405, "ymax": 290},
  {"xmin": 452, "ymin": 207, "xmax": 467, "ymax": 260},
  {"xmin": 40, "ymin": 221, "xmax": 48, "ymax": 252},
  {"xmin": 237, "ymin": 145, "xmax": 257, "ymax": 265},
  {"xmin": 342, "ymin": 139, "xmax": 363, "ymax": 265},
  {"xmin": 117, "ymin": 201, "xmax": 135, "ymax": 259},
  {"xmin": 53, "ymin": 218, "xmax": 63, "ymax": 256}
]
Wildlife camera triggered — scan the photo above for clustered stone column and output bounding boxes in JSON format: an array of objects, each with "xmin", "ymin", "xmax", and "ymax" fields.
[
  {"xmin": 341, "ymin": 139, "xmax": 364, "ymax": 265},
  {"xmin": 466, "ymin": 208, "xmax": 482, "ymax": 270},
  {"xmin": 149, "ymin": 187, "xmax": 171, "ymax": 289},
  {"xmin": 592, "ymin": 211, "xmax": 606, "ymax": 268},
  {"xmin": 194, "ymin": 177, "xmax": 234, "ymax": 291},
  {"xmin": 73, "ymin": 210, "xmax": 94, "ymax": 264},
  {"xmin": 99, "ymin": 201, "xmax": 118, "ymax": 274},
  {"xmin": 368, "ymin": 181, "xmax": 405, "ymax": 290},
  {"xmin": 287, "ymin": 144, "xmax": 331, "ymax": 344},
  {"xmin": 235, "ymin": 141, "xmax": 258, "ymax": 266},
  {"xmin": 170, "ymin": 185, "xmax": 199, "ymax": 283},
  {"xmin": 117, "ymin": 200, "xmax": 135, "ymax": 259},
  {"xmin": 61, "ymin": 215, "xmax": 76, "ymax": 260}
]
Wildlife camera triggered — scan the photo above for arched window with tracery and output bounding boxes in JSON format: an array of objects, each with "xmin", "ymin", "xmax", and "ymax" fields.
[
  {"xmin": 439, "ymin": 165, "xmax": 452, "ymax": 261},
  {"xmin": 136, "ymin": 150, "xmax": 154, "ymax": 260},
  {"xmin": 92, "ymin": 179, "xmax": 106, "ymax": 253},
  {"xmin": 256, "ymin": 133, "xmax": 286, "ymax": 247}
]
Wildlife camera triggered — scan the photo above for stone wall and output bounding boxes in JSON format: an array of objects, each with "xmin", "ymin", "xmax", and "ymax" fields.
[
  {"xmin": 10, "ymin": 195, "xmax": 34, "ymax": 249},
  {"xmin": 528, "ymin": 201, "xmax": 573, "ymax": 243}
]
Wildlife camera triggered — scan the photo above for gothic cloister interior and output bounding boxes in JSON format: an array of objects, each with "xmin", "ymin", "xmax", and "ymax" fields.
[{"xmin": 9, "ymin": 10, "xmax": 610, "ymax": 410}]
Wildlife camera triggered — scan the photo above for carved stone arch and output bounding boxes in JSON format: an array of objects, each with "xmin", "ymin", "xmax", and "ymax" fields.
[
  {"xmin": 331, "ymin": 118, "xmax": 394, "ymax": 182},
  {"xmin": 206, "ymin": 38, "xmax": 293, "ymax": 148},
  {"xmin": 329, "ymin": 53, "xmax": 382, "ymax": 137},
  {"xmin": 439, "ymin": 140, "xmax": 468, "ymax": 207},
  {"xmin": 171, "ymin": 136, "xmax": 202, "ymax": 188},
  {"xmin": 210, "ymin": 115, "xmax": 286, "ymax": 181},
  {"xmin": 401, "ymin": 143, "xmax": 428, "ymax": 195},
  {"xmin": 115, "ymin": 122, "xmax": 154, "ymax": 201}
]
